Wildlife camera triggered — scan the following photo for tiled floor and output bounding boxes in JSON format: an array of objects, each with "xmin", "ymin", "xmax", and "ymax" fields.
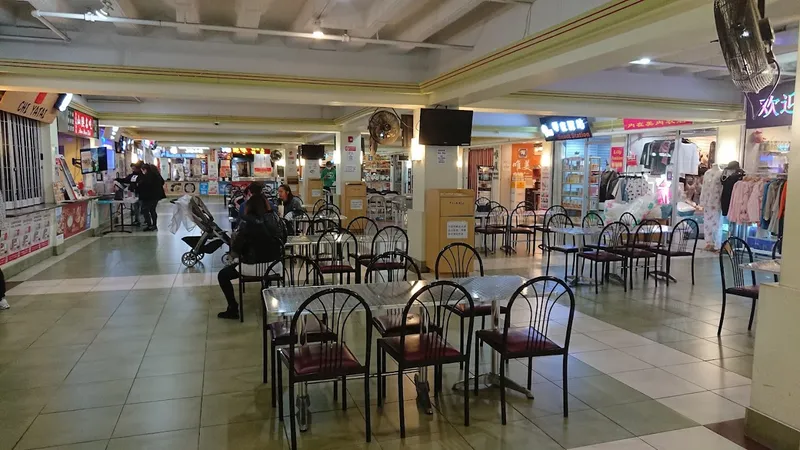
[{"xmin": 0, "ymin": 199, "xmax": 768, "ymax": 449}]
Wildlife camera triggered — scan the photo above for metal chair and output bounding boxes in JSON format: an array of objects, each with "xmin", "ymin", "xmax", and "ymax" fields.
[
  {"xmin": 543, "ymin": 213, "xmax": 579, "ymax": 280},
  {"xmin": 368, "ymin": 196, "xmax": 388, "ymax": 221},
  {"xmin": 367, "ymin": 252, "xmax": 425, "ymax": 339},
  {"xmin": 613, "ymin": 219, "xmax": 661, "ymax": 289},
  {"xmin": 475, "ymin": 196, "xmax": 492, "ymax": 213},
  {"xmin": 311, "ymin": 198, "xmax": 327, "ymax": 214},
  {"xmin": 534, "ymin": 205, "xmax": 567, "ymax": 251},
  {"xmin": 376, "ymin": 280, "xmax": 474, "ymax": 438},
  {"xmin": 475, "ymin": 276, "xmax": 575, "ymax": 423},
  {"xmin": 313, "ymin": 207, "xmax": 342, "ymax": 228},
  {"xmin": 651, "ymin": 218, "xmax": 699, "ymax": 284},
  {"xmin": 314, "ymin": 229, "xmax": 359, "ymax": 284},
  {"xmin": 354, "ymin": 225, "xmax": 409, "ymax": 274},
  {"xmin": 475, "ymin": 205, "xmax": 508, "ymax": 256},
  {"xmin": 772, "ymin": 236, "xmax": 782, "ymax": 282},
  {"xmin": 435, "ymin": 243, "xmax": 494, "ymax": 368},
  {"xmin": 262, "ymin": 256, "xmax": 333, "ymax": 406},
  {"xmin": 576, "ymin": 222, "xmax": 629, "ymax": 294},
  {"xmin": 718, "ymin": 237, "xmax": 759, "ymax": 336},
  {"xmin": 619, "ymin": 212, "xmax": 638, "ymax": 228},
  {"xmin": 510, "ymin": 204, "xmax": 537, "ymax": 253},
  {"xmin": 581, "ymin": 212, "xmax": 604, "ymax": 250},
  {"xmin": 277, "ymin": 288, "xmax": 373, "ymax": 450}
]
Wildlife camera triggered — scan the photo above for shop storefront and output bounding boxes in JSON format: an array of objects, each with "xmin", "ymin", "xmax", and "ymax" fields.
[{"xmin": 57, "ymin": 106, "xmax": 100, "ymax": 183}]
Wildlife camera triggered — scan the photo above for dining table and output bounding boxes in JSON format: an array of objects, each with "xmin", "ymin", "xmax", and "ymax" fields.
[
  {"xmin": 261, "ymin": 274, "xmax": 530, "ymax": 431},
  {"xmin": 740, "ymin": 258, "xmax": 781, "ymax": 275}
]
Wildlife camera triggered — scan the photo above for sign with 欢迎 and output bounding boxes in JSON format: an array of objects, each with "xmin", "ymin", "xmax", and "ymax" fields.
[{"xmin": 745, "ymin": 81, "xmax": 795, "ymax": 129}]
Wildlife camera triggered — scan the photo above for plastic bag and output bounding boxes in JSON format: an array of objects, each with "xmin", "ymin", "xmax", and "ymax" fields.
[{"xmin": 169, "ymin": 195, "xmax": 197, "ymax": 234}]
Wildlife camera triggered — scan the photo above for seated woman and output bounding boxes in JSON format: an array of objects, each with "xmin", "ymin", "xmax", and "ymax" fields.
[
  {"xmin": 217, "ymin": 183, "xmax": 285, "ymax": 320},
  {"xmin": 277, "ymin": 184, "xmax": 305, "ymax": 218}
]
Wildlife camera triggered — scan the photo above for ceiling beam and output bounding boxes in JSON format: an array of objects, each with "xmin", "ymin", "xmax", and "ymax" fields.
[
  {"xmin": 174, "ymin": 0, "xmax": 201, "ymax": 38},
  {"xmin": 346, "ymin": 0, "xmax": 418, "ymax": 49},
  {"xmin": 104, "ymin": 0, "xmax": 142, "ymax": 34},
  {"xmin": 391, "ymin": 0, "xmax": 482, "ymax": 53},
  {"xmin": 0, "ymin": 2, "xmax": 16, "ymax": 24},
  {"xmin": 290, "ymin": 0, "xmax": 329, "ymax": 33},
  {"xmin": 234, "ymin": 0, "xmax": 275, "ymax": 43}
]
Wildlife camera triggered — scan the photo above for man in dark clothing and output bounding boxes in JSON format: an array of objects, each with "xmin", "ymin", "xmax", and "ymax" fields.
[
  {"xmin": 0, "ymin": 267, "xmax": 8, "ymax": 310},
  {"xmin": 138, "ymin": 164, "xmax": 166, "ymax": 231},
  {"xmin": 115, "ymin": 163, "xmax": 143, "ymax": 226}
]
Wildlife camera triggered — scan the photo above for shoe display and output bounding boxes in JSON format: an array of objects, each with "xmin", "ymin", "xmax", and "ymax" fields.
[
  {"xmin": 0, "ymin": 298, "xmax": 9, "ymax": 310},
  {"xmin": 217, "ymin": 309, "xmax": 239, "ymax": 320}
]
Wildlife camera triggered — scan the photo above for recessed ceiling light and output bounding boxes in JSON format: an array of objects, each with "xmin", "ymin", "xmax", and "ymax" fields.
[{"xmin": 630, "ymin": 58, "xmax": 651, "ymax": 65}]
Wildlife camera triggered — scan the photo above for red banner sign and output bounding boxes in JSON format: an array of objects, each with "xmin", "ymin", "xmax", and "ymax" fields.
[
  {"xmin": 610, "ymin": 146, "xmax": 625, "ymax": 172},
  {"xmin": 61, "ymin": 201, "xmax": 89, "ymax": 239},
  {"xmin": 73, "ymin": 110, "xmax": 95, "ymax": 138},
  {"xmin": 623, "ymin": 118, "xmax": 692, "ymax": 130}
]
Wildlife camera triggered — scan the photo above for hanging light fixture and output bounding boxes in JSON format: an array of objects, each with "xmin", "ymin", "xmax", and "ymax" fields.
[
  {"xmin": 56, "ymin": 93, "xmax": 73, "ymax": 111},
  {"xmin": 312, "ymin": 19, "xmax": 324, "ymax": 39}
]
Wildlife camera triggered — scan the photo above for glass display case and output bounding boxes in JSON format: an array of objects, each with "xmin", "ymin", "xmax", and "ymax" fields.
[{"xmin": 561, "ymin": 156, "xmax": 584, "ymax": 218}]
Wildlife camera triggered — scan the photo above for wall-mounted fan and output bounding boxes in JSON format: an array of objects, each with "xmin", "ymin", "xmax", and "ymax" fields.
[
  {"xmin": 271, "ymin": 150, "xmax": 283, "ymax": 162},
  {"xmin": 367, "ymin": 109, "xmax": 401, "ymax": 156},
  {"xmin": 714, "ymin": 0, "xmax": 777, "ymax": 93}
]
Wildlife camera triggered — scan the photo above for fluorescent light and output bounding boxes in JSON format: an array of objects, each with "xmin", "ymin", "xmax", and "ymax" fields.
[
  {"xmin": 57, "ymin": 93, "xmax": 73, "ymax": 111},
  {"xmin": 741, "ymin": 30, "xmax": 750, "ymax": 38},
  {"xmin": 96, "ymin": 8, "xmax": 108, "ymax": 16},
  {"xmin": 630, "ymin": 58, "xmax": 651, "ymax": 65},
  {"xmin": 312, "ymin": 30, "xmax": 324, "ymax": 39},
  {"xmin": 112, "ymin": 126, "xmax": 119, "ymax": 132}
]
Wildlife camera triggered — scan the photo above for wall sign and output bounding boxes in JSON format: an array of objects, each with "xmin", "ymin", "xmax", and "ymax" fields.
[
  {"xmin": 540, "ymin": 116, "xmax": 592, "ymax": 141},
  {"xmin": 446, "ymin": 220, "xmax": 469, "ymax": 239},
  {"xmin": 437, "ymin": 148, "xmax": 447, "ymax": 164},
  {"xmin": 745, "ymin": 81, "xmax": 795, "ymax": 129},
  {"xmin": 610, "ymin": 146, "xmax": 625, "ymax": 172},
  {"xmin": 623, "ymin": 118, "xmax": 692, "ymax": 130},
  {"xmin": 57, "ymin": 107, "xmax": 99, "ymax": 139},
  {"xmin": 0, "ymin": 91, "xmax": 58, "ymax": 122},
  {"xmin": 350, "ymin": 199, "xmax": 363, "ymax": 210}
]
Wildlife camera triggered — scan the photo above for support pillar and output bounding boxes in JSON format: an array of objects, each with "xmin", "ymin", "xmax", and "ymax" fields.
[
  {"xmin": 407, "ymin": 109, "xmax": 460, "ymax": 268},
  {"xmin": 745, "ymin": 29, "xmax": 800, "ymax": 450}
]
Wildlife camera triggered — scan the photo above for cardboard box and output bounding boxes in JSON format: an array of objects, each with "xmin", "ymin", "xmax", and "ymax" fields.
[
  {"xmin": 344, "ymin": 182, "xmax": 367, "ymax": 197},
  {"xmin": 341, "ymin": 181, "xmax": 367, "ymax": 228},
  {"xmin": 302, "ymin": 179, "xmax": 324, "ymax": 204}
]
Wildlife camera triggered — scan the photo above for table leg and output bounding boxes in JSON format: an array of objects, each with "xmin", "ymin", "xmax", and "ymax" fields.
[{"xmin": 451, "ymin": 300, "xmax": 534, "ymax": 399}]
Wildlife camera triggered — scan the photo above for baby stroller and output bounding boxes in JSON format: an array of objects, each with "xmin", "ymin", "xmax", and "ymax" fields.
[{"xmin": 172, "ymin": 195, "xmax": 232, "ymax": 268}]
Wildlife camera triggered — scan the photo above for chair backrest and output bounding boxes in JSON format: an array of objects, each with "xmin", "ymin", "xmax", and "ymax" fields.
[
  {"xmin": 543, "ymin": 205, "xmax": 567, "ymax": 226},
  {"xmin": 772, "ymin": 236, "xmax": 782, "ymax": 259},
  {"xmin": 435, "ymin": 243, "xmax": 484, "ymax": 279},
  {"xmin": 312, "ymin": 198, "xmax": 327, "ymax": 214},
  {"xmin": 347, "ymin": 216, "xmax": 379, "ymax": 237},
  {"xmin": 288, "ymin": 210, "xmax": 311, "ymax": 235},
  {"xmin": 668, "ymin": 218, "xmax": 699, "ymax": 254},
  {"xmin": 371, "ymin": 225, "xmax": 408, "ymax": 255},
  {"xmin": 288, "ymin": 288, "xmax": 372, "ymax": 376},
  {"xmin": 596, "ymin": 222, "xmax": 629, "ymax": 250},
  {"xmin": 511, "ymin": 204, "xmax": 537, "ymax": 227},
  {"xmin": 313, "ymin": 206, "xmax": 341, "ymax": 224},
  {"xmin": 719, "ymin": 236, "xmax": 756, "ymax": 290},
  {"xmin": 582, "ymin": 212, "xmax": 604, "ymax": 229},
  {"xmin": 397, "ymin": 280, "xmax": 475, "ymax": 361},
  {"xmin": 314, "ymin": 229, "xmax": 358, "ymax": 263},
  {"xmin": 265, "ymin": 255, "xmax": 325, "ymax": 287},
  {"xmin": 487, "ymin": 205, "xmax": 509, "ymax": 228},
  {"xmin": 475, "ymin": 197, "xmax": 492, "ymax": 212},
  {"xmin": 544, "ymin": 213, "xmax": 574, "ymax": 247},
  {"xmin": 364, "ymin": 251, "xmax": 421, "ymax": 283},
  {"xmin": 633, "ymin": 219, "xmax": 663, "ymax": 250},
  {"xmin": 619, "ymin": 212, "xmax": 638, "ymax": 228},
  {"xmin": 503, "ymin": 276, "xmax": 576, "ymax": 353},
  {"xmin": 309, "ymin": 218, "xmax": 338, "ymax": 235}
]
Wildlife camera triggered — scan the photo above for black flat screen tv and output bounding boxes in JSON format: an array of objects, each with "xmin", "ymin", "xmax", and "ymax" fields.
[
  {"xmin": 418, "ymin": 108, "xmax": 473, "ymax": 146},
  {"xmin": 299, "ymin": 144, "xmax": 325, "ymax": 160}
]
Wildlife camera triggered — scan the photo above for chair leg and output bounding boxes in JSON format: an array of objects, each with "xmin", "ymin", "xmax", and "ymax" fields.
[
  {"xmin": 474, "ymin": 336, "xmax": 480, "ymax": 395},
  {"xmin": 691, "ymin": 254, "xmax": 696, "ymax": 285},
  {"xmin": 527, "ymin": 357, "xmax": 533, "ymax": 390},
  {"xmin": 381, "ymin": 349, "xmax": 387, "ymax": 399},
  {"xmin": 546, "ymin": 250, "xmax": 551, "ymax": 276},
  {"xmin": 277, "ymin": 357, "xmax": 284, "ymax": 420},
  {"xmin": 666, "ymin": 256, "xmax": 672, "ymax": 286},
  {"xmin": 376, "ymin": 348, "xmax": 382, "ymax": 406},
  {"xmin": 718, "ymin": 293, "xmax": 727, "ymax": 336},
  {"xmin": 238, "ymin": 281, "xmax": 244, "ymax": 323},
  {"xmin": 499, "ymin": 356, "xmax": 507, "ymax": 425},
  {"xmin": 262, "ymin": 322, "xmax": 269, "ymax": 384},
  {"xmin": 364, "ymin": 370, "xmax": 372, "ymax": 443},
  {"xmin": 623, "ymin": 260, "xmax": 628, "ymax": 293},
  {"xmin": 563, "ymin": 253, "xmax": 568, "ymax": 281},
  {"xmin": 594, "ymin": 261, "xmax": 599, "ymax": 295},
  {"xmin": 289, "ymin": 382, "xmax": 297, "ymax": 450},
  {"xmin": 480, "ymin": 315, "xmax": 485, "ymax": 347},
  {"xmin": 342, "ymin": 376, "xmax": 347, "ymax": 410},
  {"xmin": 397, "ymin": 365, "xmax": 406, "ymax": 438},
  {"xmin": 270, "ymin": 341, "xmax": 277, "ymax": 407},
  {"xmin": 463, "ymin": 359, "xmax": 470, "ymax": 428},
  {"xmin": 459, "ymin": 316, "xmax": 465, "ymax": 369},
  {"xmin": 748, "ymin": 298, "xmax": 757, "ymax": 331},
  {"xmin": 562, "ymin": 353, "xmax": 569, "ymax": 417}
]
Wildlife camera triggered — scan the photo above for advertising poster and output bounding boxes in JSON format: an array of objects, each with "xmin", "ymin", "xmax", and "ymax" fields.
[
  {"xmin": 85, "ymin": 202, "xmax": 92, "ymax": 231},
  {"xmin": 167, "ymin": 182, "xmax": 184, "ymax": 195},
  {"xmin": 218, "ymin": 181, "xmax": 230, "ymax": 196},
  {"xmin": 0, "ymin": 226, "xmax": 8, "ymax": 266},
  {"xmin": 253, "ymin": 154, "xmax": 272, "ymax": 176},
  {"xmin": 7, "ymin": 218, "xmax": 22, "ymax": 262},
  {"xmin": 183, "ymin": 183, "xmax": 197, "ymax": 195},
  {"xmin": 31, "ymin": 213, "xmax": 43, "ymax": 251},
  {"xmin": 199, "ymin": 182, "xmax": 209, "ymax": 195},
  {"xmin": 540, "ymin": 166, "xmax": 552, "ymax": 209},
  {"xmin": 18, "ymin": 219, "xmax": 33, "ymax": 257},
  {"xmin": 61, "ymin": 202, "xmax": 88, "ymax": 239},
  {"xmin": 208, "ymin": 161, "xmax": 219, "ymax": 181},
  {"xmin": 219, "ymin": 160, "xmax": 231, "ymax": 178},
  {"xmin": 55, "ymin": 206, "xmax": 64, "ymax": 244},
  {"xmin": 207, "ymin": 181, "xmax": 219, "ymax": 195},
  {"xmin": 610, "ymin": 146, "xmax": 625, "ymax": 172},
  {"xmin": 41, "ymin": 212, "xmax": 51, "ymax": 248}
]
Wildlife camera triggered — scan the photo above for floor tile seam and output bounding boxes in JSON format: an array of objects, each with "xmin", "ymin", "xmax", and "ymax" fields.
[
  {"xmin": 111, "ymin": 422, "xmax": 199, "ymax": 440},
  {"xmin": 657, "ymin": 361, "xmax": 752, "ymax": 390},
  {"xmin": 608, "ymin": 367, "xmax": 707, "ymax": 395},
  {"xmin": 589, "ymin": 398, "xmax": 700, "ymax": 439}
]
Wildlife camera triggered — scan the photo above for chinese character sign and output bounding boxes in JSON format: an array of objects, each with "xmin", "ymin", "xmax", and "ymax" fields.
[
  {"xmin": 72, "ymin": 110, "xmax": 96, "ymax": 138},
  {"xmin": 623, "ymin": 119, "xmax": 692, "ymax": 130},
  {"xmin": 746, "ymin": 81, "xmax": 795, "ymax": 129},
  {"xmin": 610, "ymin": 146, "xmax": 625, "ymax": 172}
]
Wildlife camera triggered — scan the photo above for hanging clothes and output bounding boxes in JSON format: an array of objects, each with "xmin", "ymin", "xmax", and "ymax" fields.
[
  {"xmin": 720, "ymin": 170, "xmax": 745, "ymax": 217},
  {"xmin": 746, "ymin": 180, "xmax": 767, "ymax": 224},
  {"xmin": 699, "ymin": 165, "xmax": 723, "ymax": 248},
  {"xmin": 598, "ymin": 170, "xmax": 620, "ymax": 202},
  {"xmin": 624, "ymin": 178, "xmax": 650, "ymax": 202},
  {"xmin": 676, "ymin": 141, "xmax": 699, "ymax": 175},
  {"xmin": 762, "ymin": 180, "xmax": 783, "ymax": 229},
  {"xmin": 759, "ymin": 181, "xmax": 772, "ymax": 229},
  {"xmin": 769, "ymin": 181, "xmax": 785, "ymax": 234},
  {"xmin": 727, "ymin": 180, "xmax": 755, "ymax": 223}
]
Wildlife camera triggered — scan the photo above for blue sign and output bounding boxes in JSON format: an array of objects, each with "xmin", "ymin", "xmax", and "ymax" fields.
[
  {"xmin": 218, "ymin": 181, "xmax": 230, "ymax": 196},
  {"xmin": 199, "ymin": 182, "xmax": 209, "ymax": 195}
]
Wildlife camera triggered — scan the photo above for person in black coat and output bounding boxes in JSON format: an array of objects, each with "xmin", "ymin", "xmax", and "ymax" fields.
[
  {"xmin": 138, "ymin": 164, "xmax": 166, "ymax": 231},
  {"xmin": 115, "ymin": 163, "xmax": 143, "ymax": 226}
]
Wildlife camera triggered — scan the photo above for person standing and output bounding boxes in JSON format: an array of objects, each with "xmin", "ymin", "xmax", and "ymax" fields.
[
  {"xmin": 0, "ymin": 267, "xmax": 8, "ymax": 310},
  {"xmin": 138, "ymin": 163, "xmax": 166, "ymax": 231},
  {"xmin": 321, "ymin": 161, "xmax": 336, "ymax": 191},
  {"xmin": 115, "ymin": 163, "xmax": 143, "ymax": 226}
]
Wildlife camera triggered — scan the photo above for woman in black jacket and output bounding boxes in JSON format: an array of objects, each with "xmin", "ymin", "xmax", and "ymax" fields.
[
  {"xmin": 216, "ymin": 183, "xmax": 285, "ymax": 320},
  {"xmin": 138, "ymin": 164, "xmax": 166, "ymax": 231}
]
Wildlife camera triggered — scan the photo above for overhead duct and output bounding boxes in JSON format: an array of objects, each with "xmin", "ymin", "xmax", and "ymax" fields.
[{"xmin": 30, "ymin": 10, "xmax": 474, "ymax": 50}]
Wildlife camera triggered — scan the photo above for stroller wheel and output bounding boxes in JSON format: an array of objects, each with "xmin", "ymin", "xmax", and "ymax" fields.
[
  {"xmin": 196, "ymin": 252, "xmax": 205, "ymax": 261},
  {"xmin": 221, "ymin": 252, "xmax": 234, "ymax": 266},
  {"xmin": 181, "ymin": 252, "xmax": 199, "ymax": 268}
]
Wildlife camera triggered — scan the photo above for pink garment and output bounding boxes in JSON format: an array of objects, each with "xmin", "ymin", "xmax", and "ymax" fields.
[
  {"xmin": 728, "ymin": 181, "xmax": 755, "ymax": 223},
  {"xmin": 746, "ymin": 180, "xmax": 766, "ymax": 224}
]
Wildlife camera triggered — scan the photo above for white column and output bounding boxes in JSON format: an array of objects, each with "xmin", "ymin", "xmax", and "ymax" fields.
[
  {"xmin": 337, "ymin": 129, "xmax": 363, "ymax": 191},
  {"xmin": 746, "ymin": 30, "xmax": 800, "ymax": 449},
  {"xmin": 41, "ymin": 121, "xmax": 59, "ymax": 204},
  {"xmin": 407, "ymin": 108, "xmax": 460, "ymax": 266}
]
